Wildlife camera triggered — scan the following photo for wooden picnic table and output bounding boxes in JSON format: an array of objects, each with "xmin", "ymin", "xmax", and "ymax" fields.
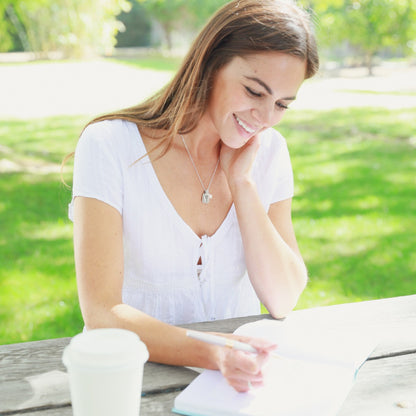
[{"xmin": 1, "ymin": 294, "xmax": 415, "ymax": 416}]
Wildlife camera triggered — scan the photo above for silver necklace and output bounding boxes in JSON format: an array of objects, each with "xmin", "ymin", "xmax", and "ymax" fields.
[{"xmin": 181, "ymin": 135, "xmax": 220, "ymax": 204}]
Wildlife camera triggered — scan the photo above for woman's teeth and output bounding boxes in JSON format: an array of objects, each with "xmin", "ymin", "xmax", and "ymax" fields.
[{"xmin": 235, "ymin": 115, "xmax": 255, "ymax": 134}]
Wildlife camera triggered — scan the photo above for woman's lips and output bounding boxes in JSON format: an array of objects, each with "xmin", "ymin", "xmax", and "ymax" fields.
[{"xmin": 233, "ymin": 114, "xmax": 256, "ymax": 136}]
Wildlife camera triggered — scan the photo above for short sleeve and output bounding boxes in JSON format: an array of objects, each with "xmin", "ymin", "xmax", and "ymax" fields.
[
  {"xmin": 68, "ymin": 121, "xmax": 123, "ymax": 221},
  {"xmin": 269, "ymin": 132, "xmax": 294, "ymax": 203},
  {"xmin": 254, "ymin": 128, "xmax": 294, "ymax": 208}
]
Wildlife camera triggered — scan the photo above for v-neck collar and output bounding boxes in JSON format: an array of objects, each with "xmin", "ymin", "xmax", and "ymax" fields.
[{"xmin": 133, "ymin": 125, "xmax": 235, "ymax": 244}]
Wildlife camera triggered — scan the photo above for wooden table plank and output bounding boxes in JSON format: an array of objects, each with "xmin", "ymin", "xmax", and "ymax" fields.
[
  {"xmin": 0, "ymin": 338, "xmax": 70, "ymax": 383},
  {"xmin": 2, "ymin": 405, "xmax": 73, "ymax": 416},
  {"xmin": 338, "ymin": 353, "xmax": 416, "ymax": 416}
]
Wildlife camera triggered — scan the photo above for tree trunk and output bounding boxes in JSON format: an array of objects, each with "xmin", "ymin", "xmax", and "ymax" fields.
[
  {"xmin": 366, "ymin": 52, "xmax": 374, "ymax": 76},
  {"xmin": 5, "ymin": 5, "xmax": 31, "ymax": 52},
  {"xmin": 161, "ymin": 22, "xmax": 173, "ymax": 51}
]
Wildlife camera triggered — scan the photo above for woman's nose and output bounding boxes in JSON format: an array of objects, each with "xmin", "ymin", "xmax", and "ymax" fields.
[{"xmin": 251, "ymin": 102, "xmax": 281, "ymax": 127}]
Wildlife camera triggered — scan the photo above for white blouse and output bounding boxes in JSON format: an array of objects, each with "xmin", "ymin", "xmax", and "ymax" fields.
[{"xmin": 69, "ymin": 119, "xmax": 294, "ymax": 325}]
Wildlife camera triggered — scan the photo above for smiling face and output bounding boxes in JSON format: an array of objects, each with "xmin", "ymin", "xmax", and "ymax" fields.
[{"xmin": 205, "ymin": 52, "xmax": 306, "ymax": 148}]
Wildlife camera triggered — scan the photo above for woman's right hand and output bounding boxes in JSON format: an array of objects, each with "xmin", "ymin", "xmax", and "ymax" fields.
[{"xmin": 212, "ymin": 334, "xmax": 277, "ymax": 392}]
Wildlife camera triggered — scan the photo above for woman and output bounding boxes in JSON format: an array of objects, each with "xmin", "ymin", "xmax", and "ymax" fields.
[{"xmin": 68, "ymin": 0, "xmax": 319, "ymax": 392}]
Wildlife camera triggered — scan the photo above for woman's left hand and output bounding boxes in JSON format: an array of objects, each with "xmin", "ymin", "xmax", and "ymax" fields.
[{"xmin": 220, "ymin": 135, "xmax": 260, "ymax": 187}]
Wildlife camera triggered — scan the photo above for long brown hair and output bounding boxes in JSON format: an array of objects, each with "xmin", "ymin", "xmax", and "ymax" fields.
[{"xmin": 72, "ymin": 0, "xmax": 319, "ymax": 159}]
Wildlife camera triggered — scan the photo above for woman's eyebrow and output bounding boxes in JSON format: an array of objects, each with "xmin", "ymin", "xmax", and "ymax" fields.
[
  {"xmin": 244, "ymin": 76, "xmax": 297, "ymax": 101},
  {"xmin": 244, "ymin": 76, "xmax": 273, "ymax": 94}
]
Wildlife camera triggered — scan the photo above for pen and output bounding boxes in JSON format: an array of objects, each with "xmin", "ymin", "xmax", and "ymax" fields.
[{"xmin": 186, "ymin": 330, "xmax": 283, "ymax": 358}]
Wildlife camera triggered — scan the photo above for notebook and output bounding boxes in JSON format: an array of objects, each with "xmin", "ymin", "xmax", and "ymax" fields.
[{"xmin": 172, "ymin": 318, "xmax": 378, "ymax": 416}]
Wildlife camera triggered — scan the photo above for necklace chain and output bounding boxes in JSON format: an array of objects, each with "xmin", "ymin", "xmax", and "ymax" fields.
[{"xmin": 181, "ymin": 135, "xmax": 220, "ymax": 204}]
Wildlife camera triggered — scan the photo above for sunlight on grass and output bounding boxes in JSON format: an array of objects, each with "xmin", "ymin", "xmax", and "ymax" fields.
[
  {"xmin": 0, "ymin": 117, "xmax": 86, "ymax": 165},
  {"xmin": 108, "ymin": 56, "xmax": 181, "ymax": 73},
  {"xmin": 20, "ymin": 221, "xmax": 73, "ymax": 241},
  {"xmin": 276, "ymin": 107, "xmax": 416, "ymax": 312}
]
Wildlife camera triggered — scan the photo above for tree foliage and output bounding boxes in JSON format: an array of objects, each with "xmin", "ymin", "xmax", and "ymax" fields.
[
  {"xmin": 116, "ymin": 0, "xmax": 152, "ymax": 47},
  {"xmin": 137, "ymin": 0, "xmax": 226, "ymax": 49},
  {"xmin": 1, "ymin": 0, "xmax": 415, "ymax": 67},
  {"xmin": 0, "ymin": 0, "xmax": 131, "ymax": 57},
  {"xmin": 304, "ymin": 0, "xmax": 416, "ymax": 73}
]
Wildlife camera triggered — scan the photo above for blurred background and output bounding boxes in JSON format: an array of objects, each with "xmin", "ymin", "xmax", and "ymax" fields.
[{"xmin": 0, "ymin": 0, "xmax": 415, "ymax": 344}]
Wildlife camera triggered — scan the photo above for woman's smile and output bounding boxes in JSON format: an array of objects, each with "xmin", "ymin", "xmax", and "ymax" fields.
[{"xmin": 233, "ymin": 113, "xmax": 257, "ymax": 138}]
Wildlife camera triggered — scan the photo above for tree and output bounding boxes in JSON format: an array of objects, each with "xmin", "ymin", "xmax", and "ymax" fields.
[
  {"xmin": 0, "ymin": 0, "xmax": 132, "ymax": 57},
  {"xmin": 116, "ymin": 1, "xmax": 152, "ymax": 47},
  {"xmin": 137, "ymin": 0, "xmax": 226, "ymax": 49},
  {"xmin": 0, "ymin": 0, "xmax": 15, "ymax": 51},
  {"xmin": 305, "ymin": 0, "xmax": 416, "ymax": 74}
]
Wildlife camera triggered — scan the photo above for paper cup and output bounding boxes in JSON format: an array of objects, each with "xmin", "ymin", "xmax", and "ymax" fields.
[{"xmin": 63, "ymin": 328, "xmax": 149, "ymax": 416}]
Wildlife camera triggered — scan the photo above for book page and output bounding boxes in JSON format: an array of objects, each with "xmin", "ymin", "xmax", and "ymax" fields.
[
  {"xmin": 235, "ymin": 319, "xmax": 377, "ymax": 370},
  {"xmin": 173, "ymin": 319, "xmax": 378, "ymax": 416},
  {"xmin": 174, "ymin": 357, "xmax": 354, "ymax": 416}
]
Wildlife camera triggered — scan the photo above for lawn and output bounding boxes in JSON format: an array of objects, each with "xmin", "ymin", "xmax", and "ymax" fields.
[
  {"xmin": 0, "ymin": 73, "xmax": 415, "ymax": 344},
  {"xmin": 280, "ymin": 107, "xmax": 416, "ymax": 309}
]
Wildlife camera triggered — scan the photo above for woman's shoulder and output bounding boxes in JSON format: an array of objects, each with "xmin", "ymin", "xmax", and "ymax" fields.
[
  {"xmin": 78, "ymin": 118, "xmax": 143, "ymax": 156},
  {"xmin": 74, "ymin": 119, "xmax": 145, "ymax": 168},
  {"xmin": 82, "ymin": 118, "xmax": 139, "ymax": 142}
]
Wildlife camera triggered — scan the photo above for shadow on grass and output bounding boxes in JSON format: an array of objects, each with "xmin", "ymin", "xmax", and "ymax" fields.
[
  {"xmin": 0, "ymin": 172, "xmax": 82, "ymax": 344},
  {"xmin": 278, "ymin": 107, "xmax": 416, "ymax": 308},
  {"xmin": 0, "ymin": 116, "xmax": 87, "ymax": 165}
]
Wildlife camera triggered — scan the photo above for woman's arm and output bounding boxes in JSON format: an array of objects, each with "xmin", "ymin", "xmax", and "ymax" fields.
[
  {"xmin": 232, "ymin": 185, "xmax": 307, "ymax": 318},
  {"xmin": 73, "ymin": 196, "xmax": 275, "ymax": 392},
  {"xmin": 221, "ymin": 136, "xmax": 308, "ymax": 318}
]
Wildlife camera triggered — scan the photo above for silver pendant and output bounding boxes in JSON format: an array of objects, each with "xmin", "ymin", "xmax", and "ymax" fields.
[{"xmin": 202, "ymin": 190, "xmax": 212, "ymax": 204}]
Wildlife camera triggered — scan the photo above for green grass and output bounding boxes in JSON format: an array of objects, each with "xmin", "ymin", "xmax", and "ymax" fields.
[
  {"xmin": 0, "ymin": 117, "xmax": 86, "ymax": 343},
  {"xmin": 0, "ymin": 116, "xmax": 87, "ymax": 164},
  {"xmin": 1, "ymin": 107, "xmax": 415, "ymax": 344},
  {"xmin": 336, "ymin": 89, "xmax": 416, "ymax": 96},
  {"xmin": 106, "ymin": 55, "xmax": 183, "ymax": 72},
  {"xmin": 280, "ymin": 107, "xmax": 416, "ymax": 310}
]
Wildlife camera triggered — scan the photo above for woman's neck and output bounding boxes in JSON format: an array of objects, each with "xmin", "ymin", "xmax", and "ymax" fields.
[{"xmin": 175, "ymin": 112, "xmax": 221, "ymax": 161}]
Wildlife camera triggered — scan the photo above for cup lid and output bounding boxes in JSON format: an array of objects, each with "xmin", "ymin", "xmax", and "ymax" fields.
[{"xmin": 64, "ymin": 328, "xmax": 149, "ymax": 368}]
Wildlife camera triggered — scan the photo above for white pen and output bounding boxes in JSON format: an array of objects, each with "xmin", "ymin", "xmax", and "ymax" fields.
[{"xmin": 186, "ymin": 330, "xmax": 283, "ymax": 358}]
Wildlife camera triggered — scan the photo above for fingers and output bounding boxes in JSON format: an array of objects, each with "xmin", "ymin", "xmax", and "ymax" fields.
[
  {"xmin": 231, "ymin": 334, "xmax": 278, "ymax": 360},
  {"xmin": 212, "ymin": 332, "xmax": 277, "ymax": 392},
  {"xmin": 245, "ymin": 133, "xmax": 261, "ymax": 149},
  {"xmin": 219, "ymin": 135, "xmax": 261, "ymax": 184},
  {"xmin": 229, "ymin": 378, "xmax": 263, "ymax": 393},
  {"xmin": 217, "ymin": 342, "xmax": 275, "ymax": 393},
  {"xmin": 221, "ymin": 353, "xmax": 263, "ymax": 392}
]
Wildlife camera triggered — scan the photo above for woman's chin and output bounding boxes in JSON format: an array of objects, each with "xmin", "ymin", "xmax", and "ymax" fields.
[{"xmin": 221, "ymin": 135, "xmax": 250, "ymax": 149}]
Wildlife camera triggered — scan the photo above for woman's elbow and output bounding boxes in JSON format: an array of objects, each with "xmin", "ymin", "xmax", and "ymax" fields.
[{"xmin": 266, "ymin": 275, "xmax": 308, "ymax": 319}]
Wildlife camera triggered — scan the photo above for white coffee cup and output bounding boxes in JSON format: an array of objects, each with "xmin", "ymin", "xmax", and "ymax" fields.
[{"xmin": 63, "ymin": 328, "xmax": 149, "ymax": 416}]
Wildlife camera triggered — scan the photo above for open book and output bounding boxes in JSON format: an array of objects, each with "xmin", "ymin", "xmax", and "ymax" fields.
[{"xmin": 173, "ymin": 318, "xmax": 377, "ymax": 416}]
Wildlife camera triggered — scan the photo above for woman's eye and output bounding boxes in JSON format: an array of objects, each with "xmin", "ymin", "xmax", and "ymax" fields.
[
  {"xmin": 245, "ymin": 86, "xmax": 262, "ymax": 97},
  {"xmin": 276, "ymin": 102, "xmax": 289, "ymax": 111}
]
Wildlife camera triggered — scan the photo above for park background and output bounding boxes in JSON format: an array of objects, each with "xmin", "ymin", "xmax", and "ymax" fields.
[{"xmin": 0, "ymin": 0, "xmax": 415, "ymax": 345}]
